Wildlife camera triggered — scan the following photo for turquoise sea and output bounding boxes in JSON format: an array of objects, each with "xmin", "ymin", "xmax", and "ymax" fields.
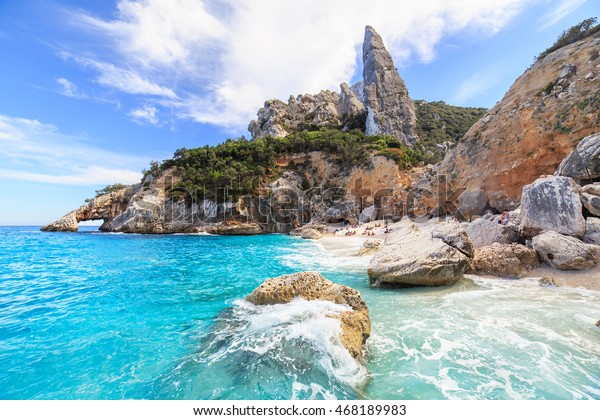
[{"xmin": 0, "ymin": 226, "xmax": 599, "ymax": 399}]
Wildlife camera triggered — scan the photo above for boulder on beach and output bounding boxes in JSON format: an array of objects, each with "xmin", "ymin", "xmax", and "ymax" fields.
[
  {"xmin": 470, "ymin": 243, "xmax": 539, "ymax": 278},
  {"xmin": 532, "ymin": 231, "xmax": 600, "ymax": 270},
  {"xmin": 358, "ymin": 205, "xmax": 377, "ymax": 223},
  {"xmin": 458, "ymin": 188, "xmax": 488, "ymax": 218},
  {"xmin": 466, "ymin": 217, "xmax": 519, "ymax": 248},
  {"xmin": 245, "ymin": 272, "xmax": 371, "ymax": 360},
  {"xmin": 555, "ymin": 132, "xmax": 600, "ymax": 181},
  {"xmin": 358, "ymin": 239, "xmax": 383, "ymax": 256},
  {"xmin": 584, "ymin": 217, "xmax": 600, "ymax": 245},
  {"xmin": 581, "ymin": 193, "xmax": 600, "ymax": 217},
  {"xmin": 520, "ymin": 176, "xmax": 585, "ymax": 239},
  {"xmin": 368, "ymin": 220, "xmax": 474, "ymax": 287}
]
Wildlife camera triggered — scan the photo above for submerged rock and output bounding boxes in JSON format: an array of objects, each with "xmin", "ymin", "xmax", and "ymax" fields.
[
  {"xmin": 520, "ymin": 176, "xmax": 585, "ymax": 239},
  {"xmin": 245, "ymin": 272, "xmax": 371, "ymax": 360},
  {"xmin": 368, "ymin": 220, "xmax": 474, "ymax": 287},
  {"xmin": 539, "ymin": 276, "xmax": 558, "ymax": 287},
  {"xmin": 470, "ymin": 243, "xmax": 539, "ymax": 278},
  {"xmin": 532, "ymin": 231, "xmax": 600, "ymax": 270}
]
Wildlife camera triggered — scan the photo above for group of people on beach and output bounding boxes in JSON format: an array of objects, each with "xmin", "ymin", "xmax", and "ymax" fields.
[{"xmin": 362, "ymin": 226, "xmax": 376, "ymax": 236}]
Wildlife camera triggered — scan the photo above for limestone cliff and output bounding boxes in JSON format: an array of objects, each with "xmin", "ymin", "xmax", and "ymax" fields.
[
  {"xmin": 248, "ymin": 26, "xmax": 418, "ymax": 146},
  {"xmin": 41, "ymin": 186, "xmax": 136, "ymax": 232},
  {"xmin": 432, "ymin": 34, "xmax": 600, "ymax": 213},
  {"xmin": 248, "ymin": 86, "xmax": 365, "ymax": 138},
  {"xmin": 41, "ymin": 151, "xmax": 415, "ymax": 233},
  {"xmin": 362, "ymin": 26, "xmax": 418, "ymax": 146}
]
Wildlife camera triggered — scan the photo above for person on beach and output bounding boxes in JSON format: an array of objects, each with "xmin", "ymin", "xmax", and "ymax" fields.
[{"xmin": 498, "ymin": 210, "xmax": 509, "ymax": 225}]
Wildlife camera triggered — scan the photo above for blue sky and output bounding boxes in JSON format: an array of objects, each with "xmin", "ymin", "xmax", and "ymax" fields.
[{"xmin": 0, "ymin": 0, "xmax": 596, "ymax": 225}]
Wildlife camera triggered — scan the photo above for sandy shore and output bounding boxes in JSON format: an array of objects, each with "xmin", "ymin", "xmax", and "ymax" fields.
[
  {"xmin": 526, "ymin": 266, "xmax": 600, "ymax": 292},
  {"xmin": 314, "ymin": 219, "xmax": 600, "ymax": 292}
]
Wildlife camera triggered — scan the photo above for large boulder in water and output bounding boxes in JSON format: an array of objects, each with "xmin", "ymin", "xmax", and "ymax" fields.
[
  {"xmin": 520, "ymin": 176, "xmax": 585, "ymax": 238},
  {"xmin": 532, "ymin": 231, "xmax": 600, "ymax": 270},
  {"xmin": 290, "ymin": 226, "xmax": 323, "ymax": 240},
  {"xmin": 555, "ymin": 133, "xmax": 600, "ymax": 181},
  {"xmin": 245, "ymin": 272, "xmax": 370, "ymax": 360},
  {"xmin": 368, "ymin": 220, "xmax": 474, "ymax": 287},
  {"xmin": 470, "ymin": 243, "xmax": 539, "ymax": 278}
]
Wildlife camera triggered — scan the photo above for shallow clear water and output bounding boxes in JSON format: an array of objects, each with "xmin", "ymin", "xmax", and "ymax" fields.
[{"xmin": 0, "ymin": 226, "xmax": 598, "ymax": 399}]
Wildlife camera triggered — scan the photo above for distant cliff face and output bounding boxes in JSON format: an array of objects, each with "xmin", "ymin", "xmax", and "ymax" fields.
[
  {"xmin": 433, "ymin": 34, "xmax": 600, "ymax": 212},
  {"xmin": 248, "ymin": 26, "xmax": 418, "ymax": 146}
]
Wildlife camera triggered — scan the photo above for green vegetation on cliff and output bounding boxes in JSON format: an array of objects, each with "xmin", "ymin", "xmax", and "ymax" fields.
[
  {"xmin": 414, "ymin": 100, "xmax": 487, "ymax": 162},
  {"xmin": 148, "ymin": 100, "xmax": 487, "ymax": 200},
  {"xmin": 158, "ymin": 129, "xmax": 424, "ymax": 200},
  {"xmin": 535, "ymin": 17, "xmax": 599, "ymax": 62},
  {"xmin": 95, "ymin": 183, "xmax": 129, "ymax": 197}
]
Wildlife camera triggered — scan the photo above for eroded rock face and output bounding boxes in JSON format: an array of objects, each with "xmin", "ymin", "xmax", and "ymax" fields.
[
  {"xmin": 433, "ymin": 35, "xmax": 600, "ymax": 212},
  {"xmin": 470, "ymin": 243, "xmax": 539, "ymax": 278},
  {"xmin": 245, "ymin": 272, "xmax": 371, "ymax": 360},
  {"xmin": 368, "ymin": 220, "xmax": 473, "ymax": 287},
  {"xmin": 520, "ymin": 176, "xmax": 585, "ymax": 238},
  {"xmin": 41, "ymin": 186, "xmax": 135, "ymax": 232},
  {"xmin": 362, "ymin": 26, "xmax": 418, "ymax": 146},
  {"xmin": 248, "ymin": 87, "xmax": 366, "ymax": 139},
  {"xmin": 532, "ymin": 230, "xmax": 600, "ymax": 270},
  {"xmin": 556, "ymin": 133, "xmax": 600, "ymax": 181}
]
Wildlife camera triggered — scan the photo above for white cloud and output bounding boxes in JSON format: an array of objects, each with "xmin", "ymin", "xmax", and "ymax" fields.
[
  {"xmin": 67, "ymin": 0, "xmax": 535, "ymax": 130},
  {"xmin": 129, "ymin": 105, "xmax": 159, "ymax": 125},
  {"xmin": 60, "ymin": 52, "xmax": 178, "ymax": 98},
  {"xmin": 538, "ymin": 0, "xmax": 588, "ymax": 30},
  {"xmin": 56, "ymin": 77, "xmax": 79, "ymax": 97},
  {"xmin": 0, "ymin": 114, "xmax": 147, "ymax": 186}
]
